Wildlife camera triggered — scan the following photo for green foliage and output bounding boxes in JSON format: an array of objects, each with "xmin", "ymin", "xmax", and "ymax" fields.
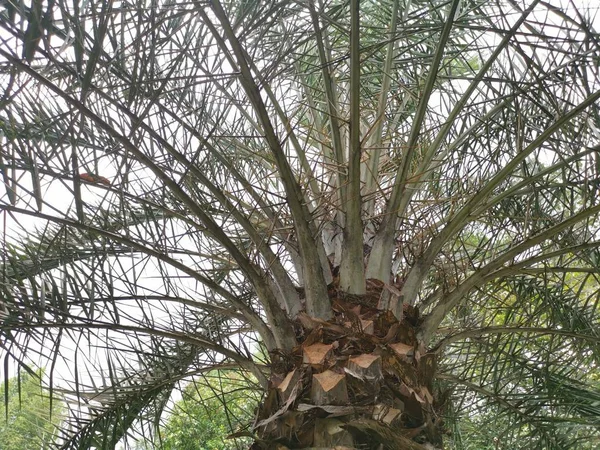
[
  {"xmin": 448, "ymin": 406, "xmax": 600, "ymax": 450},
  {"xmin": 441, "ymin": 272, "xmax": 600, "ymax": 449},
  {"xmin": 0, "ymin": 370, "xmax": 63, "ymax": 450},
  {"xmin": 160, "ymin": 371, "xmax": 258, "ymax": 450}
]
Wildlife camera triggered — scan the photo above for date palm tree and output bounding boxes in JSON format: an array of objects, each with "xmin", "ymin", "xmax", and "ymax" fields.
[{"xmin": 1, "ymin": 0, "xmax": 600, "ymax": 448}]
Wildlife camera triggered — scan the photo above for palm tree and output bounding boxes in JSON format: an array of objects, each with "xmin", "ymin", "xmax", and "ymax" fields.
[{"xmin": 1, "ymin": 0, "xmax": 599, "ymax": 448}]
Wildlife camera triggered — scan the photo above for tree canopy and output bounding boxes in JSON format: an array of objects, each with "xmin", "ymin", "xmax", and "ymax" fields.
[
  {"xmin": 0, "ymin": 0, "xmax": 599, "ymax": 448},
  {"xmin": 0, "ymin": 370, "xmax": 63, "ymax": 449},
  {"xmin": 159, "ymin": 371, "xmax": 258, "ymax": 450}
]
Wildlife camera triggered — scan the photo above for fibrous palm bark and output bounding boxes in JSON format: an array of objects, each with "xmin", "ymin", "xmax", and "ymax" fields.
[{"xmin": 253, "ymin": 278, "xmax": 442, "ymax": 449}]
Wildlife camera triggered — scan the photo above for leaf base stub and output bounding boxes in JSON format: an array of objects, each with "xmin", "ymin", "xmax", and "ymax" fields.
[{"xmin": 251, "ymin": 281, "xmax": 443, "ymax": 449}]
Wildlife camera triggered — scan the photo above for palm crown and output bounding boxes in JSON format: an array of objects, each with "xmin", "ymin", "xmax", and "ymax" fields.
[{"xmin": 0, "ymin": 0, "xmax": 599, "ymax": 448}]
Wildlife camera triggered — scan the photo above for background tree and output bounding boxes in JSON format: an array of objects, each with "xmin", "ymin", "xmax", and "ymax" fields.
[
  {"xmin": 0, "ymin": 0, "xmax": 599, "ymax": 448},
  {"xmin": 160, "ymin": 370, "xmax": 258, "ymax": 450},
  {"xmin": 0, "ymin": 370, "xmax": 63, "ymax": 449}
]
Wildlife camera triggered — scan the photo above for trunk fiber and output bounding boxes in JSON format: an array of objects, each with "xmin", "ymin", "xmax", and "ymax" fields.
[{"xmin": 251, "ymin": 278, "xmax": 444, "ymax": 449}]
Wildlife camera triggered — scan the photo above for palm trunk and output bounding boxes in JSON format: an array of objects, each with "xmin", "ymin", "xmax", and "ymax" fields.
[{"xmin": 252, "ymin": 278, "xmax": 443, "ymax": 449}]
